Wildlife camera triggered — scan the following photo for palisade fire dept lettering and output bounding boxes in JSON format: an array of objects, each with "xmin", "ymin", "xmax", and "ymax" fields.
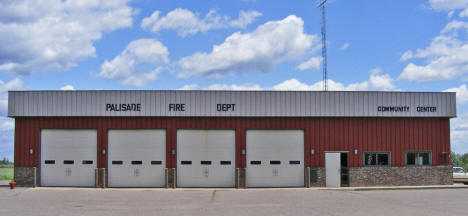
[
  {"xmin": 217, "ymin": 104, "xmax": 235, "ymax": 112},
  {"xmin": 106, "ymin": 104, "xmax": 141, "ymax": 112}
]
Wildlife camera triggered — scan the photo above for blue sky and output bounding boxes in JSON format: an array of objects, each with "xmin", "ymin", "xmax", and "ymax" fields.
[{"xmin": 1, "ymin": 0, "xmax": 468, "ymax": 160}]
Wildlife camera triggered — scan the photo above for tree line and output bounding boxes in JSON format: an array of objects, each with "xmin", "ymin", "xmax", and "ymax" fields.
[
  {"xmin": 452, "ymin": 152, "xmax": 468, "ymax": 170},
  {"xmin": 0, "ymin": 157, "xmax": 13, "ymax": 165}
]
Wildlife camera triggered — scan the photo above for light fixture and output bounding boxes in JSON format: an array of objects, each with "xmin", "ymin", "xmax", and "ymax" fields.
[
  {"xmin": 172, "ymin": 149, "xmax": 176, "ymax": 155},
  {"xmin": 354, "ymin": 149, "xmax": 358, "ymax": 155},
  {"xmin": 311, "ymin": 149, "xmax": 315, "ymax": 155},
  {"xmin": 242, "ymin": 149, "xmax": 246, "ymax": 155},
  {"xmin": 102, "ymin": 149, "xmax": 106, "ymax": 155},
  {"xmin": 29, "ymin": 148, "xmax": 34, "ymax": 155}
]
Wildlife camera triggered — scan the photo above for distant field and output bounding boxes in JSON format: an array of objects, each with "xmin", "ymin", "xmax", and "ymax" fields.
[{"xmin": 0, "ymin": 168, "xmax": 13, "ymax": 180}]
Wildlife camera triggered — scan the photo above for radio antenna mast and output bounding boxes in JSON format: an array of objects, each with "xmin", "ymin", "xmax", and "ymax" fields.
[{"xmin": 318, "ymin": 0, "xmax": 328, "ymax": 91}]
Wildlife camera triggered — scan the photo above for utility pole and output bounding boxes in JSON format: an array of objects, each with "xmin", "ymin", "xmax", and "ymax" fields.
[{"xmin": 318, "ymin": 0, "xmax": 328, "ymax": 91}]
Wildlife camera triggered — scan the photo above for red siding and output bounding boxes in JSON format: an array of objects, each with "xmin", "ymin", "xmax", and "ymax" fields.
[{"xmin": 13, "ymin": 117, "xmax": 451, "ymax": 168}]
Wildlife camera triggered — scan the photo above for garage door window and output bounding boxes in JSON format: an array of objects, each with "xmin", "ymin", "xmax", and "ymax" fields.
[
  {"xmin": 112, "ymin": 161, "xmax": 123, "ymax": 165},
  {"xmin": 63, "ymin": 160, "xmax": 74, "ymax": 165},
  {"xmin": 220, "ymin": 161, "xmax": 231, "ymax": 165},
  {"xmin": 406, "ymin": 151, "xmax": 431, "ymax": 166},
  {"xmin": 44, "ymin": 160, "xmax": 55, "ymax": 164},
  {"xmin": 181, "ymin": 161, "xmax": 192, "ymax": 165},
  {"xmin": 289, "ymin": 160, "xmax": 300, "ymax": 165},
  {"xmin": 270, "ymin": 160, "xmax": 281, "ymax": 165},
  {"xmin": 250, "ymin": 161, "xmax": 261, "ymax": 165},
  {"xmin": 364, "ymin": 152, "xmax": 390, "ymax": 166},
  {"xmin": 82, "ymin": 160, "xmax": 93, "ymax": 165},
  {"xmin": 151, "ymin": 161, "xmax": 162, "ymax": 165},
  {"xmin": 201, "ymin": 161, "xmax": 212, "ymax": 165},
  {"xmin": 131, "ymin": 161, "xmax": 143, "ymax": 165}
]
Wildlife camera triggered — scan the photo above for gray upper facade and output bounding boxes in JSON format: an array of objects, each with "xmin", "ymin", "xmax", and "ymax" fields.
[{"xmin": 8, "ymin": 91, "xmax": 456, "ymax": 118}]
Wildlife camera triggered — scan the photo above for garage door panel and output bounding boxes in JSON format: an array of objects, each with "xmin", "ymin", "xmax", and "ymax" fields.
[
  {"xmin": 108, "ymin": 129, "xmax": 166, "ymax": 187},
  {"xmin": 40, "ymin": 129, "xmax": 97, "ymax": 187},
  {"xmin": 177, "ymin": 130, "xmax": 235, "ymax": 188},
  {"xmin": 246, "ymin": 130, "xmax": 304, "ymax": 187}
]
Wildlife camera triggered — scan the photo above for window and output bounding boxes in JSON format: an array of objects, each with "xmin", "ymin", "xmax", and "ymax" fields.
[
  {"xmin": 406, "ymin": 151, "xmax": 431, "ymax": 166},
  {"xmin": 364, "ymin": 152, "xmax": 390, "ymax": 166},
  {"xmin": 200, "ymin": 161, "xmax": 212, "ymax": 165},
  {"xmin": 44, "ymin": 160, "xmax": 55, "ymax": 164},
  {"xmin": 220, "ymin": 161, "xmax": 231, "ymax": 165},
  {"xmin": 131, "ymin": 161, "xmax": 143, "ymax": 165},
  {"xmin": 112, "ymin": 161, "xmax": 123, "ymax": 165},
  {"xmin": 181, "ymin": 161, "xmax": 192, "ymax": 165},
  {"xmin": 63, "ymin": 160, "xmax": 74, "ymax": 165},
  {"xmin": 82, "ymin": 160, "xmax": 93, "ymax": 165},
  {"xmin": 270, "ymin": 160, "xmax": 281, "ymax": 165},
  {"xmin": 151, "ymin": 161, "xmax": 162, "ymax": 165},
  {"xmin": 289, "ymin": 160, "xmax": 300, "ymax": 165}
]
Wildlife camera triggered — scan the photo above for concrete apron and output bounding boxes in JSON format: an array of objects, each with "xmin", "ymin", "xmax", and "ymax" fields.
[{"xmin": 28, "ymin": 184, "xmax": 468, "ymax": 191}]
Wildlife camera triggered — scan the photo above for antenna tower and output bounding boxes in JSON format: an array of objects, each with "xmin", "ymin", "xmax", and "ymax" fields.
[{"xmin": 318, "ymin": 0, "xmax": 328, "ymax": 91}]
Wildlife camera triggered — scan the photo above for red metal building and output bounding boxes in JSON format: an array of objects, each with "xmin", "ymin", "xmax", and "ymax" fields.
[{"xmin": 9, "ymin": 91, "xmax": 456, "ymax": 187}]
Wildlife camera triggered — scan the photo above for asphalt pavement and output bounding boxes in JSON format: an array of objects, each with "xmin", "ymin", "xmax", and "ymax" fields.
[{"xmin": 1, "ymin": 187, "xmax": 468, "ymax": 216}]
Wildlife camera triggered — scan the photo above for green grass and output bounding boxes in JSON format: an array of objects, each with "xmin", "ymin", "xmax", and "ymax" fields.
[{"xmin": 0, "ymin": 168, "xmax": 14, "ymax": 180}]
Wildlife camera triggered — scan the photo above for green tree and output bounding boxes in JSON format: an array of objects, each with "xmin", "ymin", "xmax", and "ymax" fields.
[
  {"xmin": 0, "ymin": 157, "xmax": 11, "ymax": 165},
  {"xmin": 452, "ymin": 152, "xmax": 468, "ymax": 170}
]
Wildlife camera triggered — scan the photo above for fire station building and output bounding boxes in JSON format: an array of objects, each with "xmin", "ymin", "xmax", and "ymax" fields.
[{"xmin": 8, "ymin": 90, "xmax": 456, "ymax": 188}]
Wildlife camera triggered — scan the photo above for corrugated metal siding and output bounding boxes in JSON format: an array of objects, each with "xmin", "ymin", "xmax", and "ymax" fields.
[
  {"xmin": 8, "ymin": 91, "xmax": 457, "ymax": 117},
  {"xmin": 14, "ymin": 117, "xmax": 451, "ymax": 168}
]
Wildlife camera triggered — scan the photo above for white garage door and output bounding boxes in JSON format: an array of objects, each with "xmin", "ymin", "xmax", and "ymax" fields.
[
  {"xmin": 40, "ymin": 129, "xmax": 97, "ymax": 187},
  {"xmin": 177, "ymin": 130, "xmax": 235, "ymax": 187},
  {"xmin": 246, "ymin": 130, "xmax": 304, "ymax": 187},
  {"xmin": 108, "ymin": 130, "xmax": 166, "ymax": 187}
]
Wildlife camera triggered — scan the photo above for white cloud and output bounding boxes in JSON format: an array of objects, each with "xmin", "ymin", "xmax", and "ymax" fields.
[
  {"xmin": 203, "ymin": 69, "xmax": 397, "ymax": 91},
  {"xmin": 448, "ymin": 11, "xmax": 455, "ymax": 18},
  {"xmin": 296, "ymin": 57, "xmax": 322, "ymax": 71},
  {"xmin": 0, "ymin": 117, "xmax": 14, "ymax": 131},
  {"xmin": 0, "ymin": 117, "xmax": 14, "ymax": 161},
  {"xmin": 60, "ymin": 85, "xmax": 75, "ymax": 91},
  {"xmin": 0, "ymin": 0, "xmax": 135, "ymax": 76},
  {"xmin": 179, "ymin": 84, "xmax": 199, "ymax": 90},
  {"xmin": 0, "ymin": 78, "xmax": 24, "ymax": 116},
  {"xmin": 451, "ymin": 112, "xmax": 468, "ymax": 154},
  {"xmin": 273, "ymin": 68, "xmax": 396, "ymax": 91},
  {"xmin": 444, "ymin": 84, "xmax": 468, "ymax": 104},
  {"xmin": 203, "ymin": 83, "xmax": 262, "ymax": 90},
  {"xmin": 428, "ymin": 0, "xmax": 468, "ymax": 11},
  {"xmin": 399, "ymin": 20, "xmax": 468, "ymax": 81},
  {"xmin": 178, "ymin": 15, "xmax": 319, "ymax": 78},
  {"xmin": 141, "ymin": 8, "xmax": 261, "ymax": 37},
  {"xmin": 98, "ymin": 39, "xmax": 169, "ymax": 87},
  {"xmin": 340, "ymin": 43, "xmax": 350, "ymax": 51},
  {"xmin": 229, "ymin": 11, "xmax": 262, "ymax": 28},
  {"xmin": 460, "ymin": 8, "xmax": 468, "ymax": 17},
  {"xmin": 272, "ymin": 73, "xmax": 396, "ymax": 91}
]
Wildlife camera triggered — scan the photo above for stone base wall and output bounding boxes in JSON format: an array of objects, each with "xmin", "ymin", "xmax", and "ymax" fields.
[
  {"xmin": 309, "ymin": 167, "xmax": 325, "ymax": 187},
  {"xmin": 349, "ymin": 166, "xmax": 452, "ymax": 187},
  {"xmin": 237, "ymin": 168, "xmax": 246, "ymax": 188},
  {"xmin": 14, "ymin": 167, "xmax": 38, "ymax": 187},
  {"xmin": 97, "ymin": 168, "xmax": 106, "ymax": 188},
  {"xmin": 167, "ymin": 168, "xmax": 176, "ymax": 188}
]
